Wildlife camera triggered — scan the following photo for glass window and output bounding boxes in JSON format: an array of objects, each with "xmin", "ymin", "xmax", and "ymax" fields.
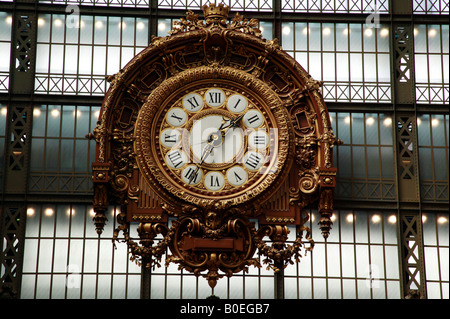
[
  {"xmin": 423, "ymin": 212, "xmax": 449, "ymax": 299},
  {"xmin": 415, "ymin": 24, "xmax": 449, "ymax": 104},
  {"xmin": 281, "ymin": 0, "xmax": 389, "ymax": 13},
  {"xmin": 418, "ymin": 114, "xmax": 449, "ymax": 202},
  {"xmin": 35, "ymin": 14, "xmax": 149, "ymax": 95},
  {"xmin": 284, "ymin": 210, "xmax": 401, "ymax": 299},
  {"xmin": 21, "ymin": 205, "xmax": 140, "ymax": 299},
  {"xmin": 29, "ymin": 105, "xmax": 100, "ymax": 193},
  {"xmin": 0, "ymin": 12, "xmax": 12, "ymax": 92},
  {"xmin": 413, "ymin": 0, "xmax": 450, "ymax": 14},
  {"xmin": 156, "ymin": 0, "xmax": 273, "ymax": 11},
  {"xmin": 282, "ymin": 22, "xmax": 391, "ymax": 103},
  {"xmin": 331, "ymin": 112, "xmax": 395, "ymax": 200},
  {"xmin": 38, "ymin": 0, "xmax": 150, "ymax": 7}
]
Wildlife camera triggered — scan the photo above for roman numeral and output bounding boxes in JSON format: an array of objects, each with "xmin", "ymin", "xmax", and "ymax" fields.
[
  {"xmin": 253, "ymin": 135, "xmax": 266, "ymax": 145},
  {"xmin": 245, "ymin": 153, "xmax": 261, "ymax": 169},
  {"xmin": 233, "ymin": 99, "xmax": 241, "ymax": 109},
  {"xmin": 170, "ymin": 113, "xmax": 183, "ymax": 122},
  {"xmin": 208, "ymin": 92, "xmax": 222, "ymax": 104},
  {"xmin": 184, "ymin": 167, "xmax": 199, "ymax": 183},
  {"xmin": 164, "ymin": 134, "xmax": 178, "ymax": 143},
  {"xmin": 233, "ymin": 172, "xmax": 243, "ymax": 182},
  {"xmin": 210, "ymin": 175, "xmax": 220, "ymax": 187},
  {"xmin": 247, "ymin": 114, "xmax": 260, "ymax": 124},
  {"xmin": 186, "ymin": 97, "xmax": 200, "ymax": 109},
  {"xmin": 168, "ymin": 151, "xmax": 183, "ymax": 168}
]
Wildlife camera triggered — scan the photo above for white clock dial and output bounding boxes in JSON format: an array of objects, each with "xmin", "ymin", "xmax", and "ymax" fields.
[
  {"xmin": 160, "ymin": 128, "xmax": 182, "ymax": 148},
  {"xmin": 182, "ymin": 165, "xmax": 203, "ymax": 185},
  {"xmin": 182, "ymin": 93, "xmax": 204, "ymax": 112},
  {"xmin": 227, "ymin": 94, "xmax": 247, "ymax": 113},
  {"xmin": 165, "ymin": 149, "xmax": 188, "ymax": 169},
  {"xmin": 166, "ymin": 107, "xmax": 188, "ymax": 127},
  {"xmin": 248, "ymin": 130, "xmax": 269, "ymax": 149},
  {"xmin": 204, "ymin": 171, "xmax": 225, "ymax": 191},
  {"xmin": 243, "ymin": 151, "xmax": 264, "ymax": 171},
  {"xmin": 190, "ymin": 115, "xmax": 243, "ymax": 164},
  {"xmin": 243, "ymin": 109, "xmax": 264, "ymax": 128},
  {"xmin": 226, "ymin": 166, "xmax": 248, "ymax": 186},
  {"xmin": 205, "ymin": 88, "xmax": 225, "ymax": 107}
]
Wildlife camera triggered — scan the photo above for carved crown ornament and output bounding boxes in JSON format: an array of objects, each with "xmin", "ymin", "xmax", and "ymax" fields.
[{"xmin": 89, "ymin": 3, "xmax": 341, "ymax": 289}]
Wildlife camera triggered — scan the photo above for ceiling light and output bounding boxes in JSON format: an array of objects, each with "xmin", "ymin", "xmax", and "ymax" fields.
[
  {"xmin": 380, "ymin": 28, "xmax": 389, "ymax": 37},
  {"xmin": 388, "ymin": 215, "xmax": 397, "ymax": 224}
]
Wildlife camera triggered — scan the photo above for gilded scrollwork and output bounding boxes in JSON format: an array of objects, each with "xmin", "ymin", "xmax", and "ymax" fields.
[{"xmin": 90, "ymin": 3, "xmax": 338, "ymax": 289}]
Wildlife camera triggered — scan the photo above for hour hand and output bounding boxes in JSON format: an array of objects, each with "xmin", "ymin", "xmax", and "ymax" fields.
[
  {"xmin": 189, "ymin": 142, "xmax": 214, "ymax": 184},
  {"xmin": 230, "ymin": 114, "xmax": 244, "ymax": 127},
  {"xmin": 220, "ymin": 114, "xmax": 244, "ymax": 136}
]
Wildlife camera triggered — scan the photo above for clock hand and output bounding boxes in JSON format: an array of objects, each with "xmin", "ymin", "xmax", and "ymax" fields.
[
  {"xmin": 188, "ymin": 141, "xmax": 214, "ymax": 184},
  {"xmin": 220, "ymin": 114, "xmax": 244, "ymax": 136},
  {"xmin": 189, "ymin": 115, "xmax": 243, "ymax": 184}
]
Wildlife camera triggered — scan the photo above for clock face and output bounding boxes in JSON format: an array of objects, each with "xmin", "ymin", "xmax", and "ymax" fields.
[
  {"xmin": 154, "ymin": 84, "xmax": 277, "ymax": 199},
  {"xmin": 134, "ymin": 71, "xmax": 293, "ymax": 209}
]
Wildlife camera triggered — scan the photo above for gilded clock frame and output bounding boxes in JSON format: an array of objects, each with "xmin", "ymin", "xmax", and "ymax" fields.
[{"xmin": 134, "ymin": 70, "xmax": 292, "ymax": 210}]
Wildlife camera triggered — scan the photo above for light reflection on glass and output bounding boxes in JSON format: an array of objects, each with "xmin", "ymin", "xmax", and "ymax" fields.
[
  {"xmin": 417, "ymin": 118, "xmax": 422, "ymax": 126},
  {"xmin": 383, "ymin": 117, "xmax": 392, "ymax": 126},
  {"xmin": 366, "ymin": 117, "xmax": 375, "ymax": 126},
  {"xmin": 431, "ymin": 118, "xmax": 439, "ymax": 127},
  {"xmin": 27, "ymin": 208, "xmax": 35, "ymax": 217},
  {"xmin": 422, "ymin": 214, "xmax": 428, "ymax": 223},
  {"xmin": 428, "ymin": 28, "xmax": 437, "ymax": 37},
  {"xmin": 54, "ymin": 18, "xmax": 62, "ymax": 27},
  {"xmin": 344, "ymin": 116, "xmax": 351, "ymax": 124},
  {"xmin": 282, "ymin": 25, "xmax": 291, "ymax": 35},
  {"xmin": 371, "ymin": 214, "xmax": 381, "ymax": 223},
  {"xmin": 437, "ymin": 216, "xmax": 448, "ymax": 224},
  {"xmin": 137, "ymin": 21, "xmax": 145, "ymax": 30},
  {"xmin": 44, "ymin": 208, "xmax": 54, "ymax": 217},
  {"xmin": 66, "ymin": 208, "xmax": 75, "ymax": 217},
  {"xmin": 380, "ymin": 28, "xmax": 389, "ymax": 37},
  {"xmin": 346, "ymin": 213, "xmax": 354, "ymax": 223},
  {"xmin": 388, "ymin": 215, "xmax": 397, "ymax": 224},
  {"xmin": 158, "ymin": 22, "xmax": 166, "ymax": 31},
  {"xmin": 51, "ymin": 109, "xmax": 60, "ymax": 117}
]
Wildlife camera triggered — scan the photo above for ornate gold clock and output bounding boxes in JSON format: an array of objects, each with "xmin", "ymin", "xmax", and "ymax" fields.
[
  {"xmin": 135, "ymin": 73, "xmax": 292, "ymax": 211},
  {"xmin": 90, "ymin": 3, "xmax": 340, "ymax": 289}
]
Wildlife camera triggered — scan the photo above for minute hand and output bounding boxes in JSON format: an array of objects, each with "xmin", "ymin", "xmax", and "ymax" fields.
[
  {"xmin": 220, "ymin": 114, "xmax": 244, "ymax": 136},
  {"xmin": 188, "ymin": 141, "xmax": 214, "ymax": 184}
]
